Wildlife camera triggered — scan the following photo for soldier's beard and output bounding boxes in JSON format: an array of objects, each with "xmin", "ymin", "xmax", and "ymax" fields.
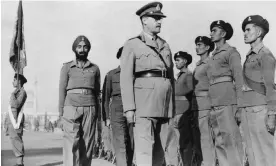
[{"xmin": 76, "ymin": 53, "xmax": 88, "ymax": 61}]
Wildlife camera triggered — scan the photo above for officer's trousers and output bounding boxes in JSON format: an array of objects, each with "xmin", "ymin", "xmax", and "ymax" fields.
[
  {"xmin": 62, "ymin": 105, "xmax": 97, "ymax": 166},
  {"xmin": 134, "ymin": 117, "xmax": 178, "ymax": 166},
  {"xmin": 241, "ymin": 105, "xmax": 275, "ymax": 166},
  {"xmin": 7, "ymin": 121, "xmax": 24, "ymax": 165},
  {"xmin": 196, "ymin": 110, "xmax": 216, "ymax": 166},
  {"xmin": 208, "ymin": 105, "xmax": 243, "ymax": 166},
  {"xmin": 110, "ymin": 100, "xmax": 134, "ymax": 166}
]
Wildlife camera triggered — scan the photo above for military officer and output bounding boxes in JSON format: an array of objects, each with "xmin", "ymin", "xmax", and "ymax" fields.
[
  {"xmin": 207, "ymin": 20, "xmax": 244, "ymax": 166},
  {"xmin": 6, "ymin": 73, "xmax": 27, "ymax": 166},
  {"xmin": 241, "ymin": 15, "xmax": 276, "ymax": 166},
  {"xmin": 102, "ymin": 47, "xmax": 134, "ymax": 166},
  {"xmin": 120, "ymin": 2, "xmax": 176, "ymax": 166},
  {"xmin": 59, "ymin": 35, "xmax": 101, "ymax": 166},
  {"xmin": 192, "ymin": 36, "xmax": 216, "ymax": 166},
  {"xmin": 172, "ymin": 51, "xmax": 194, "ymax": 166}
]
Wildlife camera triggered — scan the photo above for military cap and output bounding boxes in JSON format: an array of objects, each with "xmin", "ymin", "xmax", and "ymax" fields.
[
  {"xmin": 116, "ymin": 47, "xmax": 123, "ymax": 59},
  {"xmin": 72, "ymin": 35, "xmax": 91, "ymax": 52},
  {"xmin": 210, "ymin": 20, "xmax": 233, "ymax": 40},
  {"xmin": 136, "ymin": 2, "xmax": 166, "ymax": 18},
  {"xmin": 195, "ymin": 36, "xmax": 215, "ymax": 52},
  {"xmin": 14, "ymin": 73, "xmax": 27, "ymax": 84},
  {"xmin": 174, "ymin": 51, "xmax": 192, "ymax": 66},
  {"xmin": 242, "ymin": 15, "xmax": 269, "ymax": 34}
]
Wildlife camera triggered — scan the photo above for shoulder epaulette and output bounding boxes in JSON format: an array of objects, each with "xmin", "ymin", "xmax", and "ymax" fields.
[
  {"xmin": 128, "ymin": 36, "xmax": 141, "ymax": 41},
  {"xmin": 63, "ymin": 60, "xmax": 73, "ymax": 65}
]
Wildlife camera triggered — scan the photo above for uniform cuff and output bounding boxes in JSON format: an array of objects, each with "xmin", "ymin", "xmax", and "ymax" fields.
[
  {"xmin": 267, "ymin": 100, "xmax": 276, "ymax": 106},
  {"xmin": 59, "ymin": 107, "xmax": 64, "ymax": 117},
  {"xmin": 123, "ymin": 106, "xmax": 136, "ymax": 113}
]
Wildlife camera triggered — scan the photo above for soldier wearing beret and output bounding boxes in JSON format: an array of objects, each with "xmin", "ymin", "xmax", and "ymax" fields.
[
  {"xmin": 59, "ymin": 35, "xmax": 101, "ymax": 166},
  {"xmin": 192, "ymin": 36, "xmax": 216, "ymax": 166},
  {"xmin": 207, "ymin": 20, "xmax": 244, "ymax": 166},
  {"xmin": 171, "ymin": 51, "xmax": 194, "ymax": 166},
  {"xmin": 120, "ymin": 2, "xmax": 176, "ymax": 166},
  {"xmin": 6, "ymin": 73, "xmax": 27, "ymax": 166},
  {"xmin": 241, "ymin": 15, "xmax": 276, "ymax": 166},
  {"xmin": 102, "ymin": 47, "xmax": 134, "ymax": 166}
]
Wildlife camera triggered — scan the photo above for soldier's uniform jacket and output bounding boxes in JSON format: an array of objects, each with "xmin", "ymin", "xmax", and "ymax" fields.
[
  {"xmin": 102, "ymin": 66, "xmax": 122, "ymax": 121},
  {"xmin": 192, "ymin": 57, "xmax": 211, "ymax": 111},
  {"xmin": 206, "ymin": 43, "xmax": 244, "ymax": 107},
  {"xmin": 7, "ymin": 87, "xmax": 27, "ymax": 134},
  {"xmin": 10, "ymin": 87, "xmax": 27, "ymax": 113},
  {"xmin": 243, "ymin": 43, "xmax": 276, "ymax": 113},
  {"xmin": 120, "ymin": 32, "xmax": 174, "ymax": 118},
  {"xmin": 59, "ymin": 60, "xmax": 101, "ymax": 116},
  {"xmin": 175, "ymin": 69, "xmax": 193, "ymax": 114}
]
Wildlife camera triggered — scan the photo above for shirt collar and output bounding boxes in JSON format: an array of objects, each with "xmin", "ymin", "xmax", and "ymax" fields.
[
  {"xmin": 248, "ymin": 42, "xmax": 264, "ymax": 55},
  {"xmin": 213, "ymin": 42, "xmax": 230, "ymax": 55},
  {"xmin": 143, "ymin": 31, "xmax": 156, "ymax": 41},
  {"xmin": 114, "ymin": 66, "xmax": 121, "ymax": 73},
  {"xmin": 70, "ymin": 60, "xmax": 92, "ymax": 68},
  {"xmin": 196, "ymin": 56, "xmax": 210, "ymax": 66}
]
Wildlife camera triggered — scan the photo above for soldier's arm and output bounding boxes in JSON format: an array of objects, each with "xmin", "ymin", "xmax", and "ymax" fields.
[
  {"xmin": 58, "ymin": 64, "xmax": 69, "ymax": 117},
  {"xmin": 229, "ymin": 50, "xmax": 244, "ymax": 108},
  {"xmin": 95, "ymin": 66, "xmax": 101, "ymax": 98},
  {"xmin": 102, "ymin": 73, "xmax": 112, "ymax": 120},
  {"xmin": 10, "ymin": 89, "xmax": 27, "ymax": 109},
  {"xmin": 120, "ymin": 41, "xmax": 136, "ymax": 112},
  {"xmin": 261, "ymin": 52, "xmax": 276, "ymax": 113}
]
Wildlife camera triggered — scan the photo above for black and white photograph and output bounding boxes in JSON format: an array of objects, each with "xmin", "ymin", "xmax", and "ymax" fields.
[{"xmin": 1, "ymin": 0, "xmax": 276, "ymax": 166}]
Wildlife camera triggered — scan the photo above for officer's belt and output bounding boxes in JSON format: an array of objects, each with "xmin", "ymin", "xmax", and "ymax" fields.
[
  {"xmin": 209, "ymin": 76, "xmax": 232, "ymax": 86},
  {"xmin": 194, "ymin": 91, "xmax": 208, "ymax": 97},
  {"xmin": 135, "ymin": 70, "xmax": 169, "ymax": 79},
  {"xmin": 175, "ymin": 96, "xmax": 188, "ymax": 101},
  {"xmin": 67, "ymin": 89, "xmax": 93, "ymax": 95}
]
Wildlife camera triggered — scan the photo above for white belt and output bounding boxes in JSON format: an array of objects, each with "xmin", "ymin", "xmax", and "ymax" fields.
[
  {"xmin": 194, "ymin": 91, "xmax": 208, "ymax": 97},
  {"xmin": 8, "ymin": 105, "xmax": 24, "ymax": 129},
  {"xmin": 209, "ymin": 76, "xmax": 233, "ymax": 86},
  {"xmin": 175, "ymin": 96, "xmax": 187, "ymax": 101}
]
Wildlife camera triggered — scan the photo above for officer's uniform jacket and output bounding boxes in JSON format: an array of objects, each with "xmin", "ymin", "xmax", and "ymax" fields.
[
  {"xmin": 102, "ymin": 66, "xmax": 122, "ymax": 121},
  {"xmin": 175, "ymin": 68, "xmax": 193, "ymax": 114},
  {"xmin": 10, "ymin": 87, "xmax": 27, "ymax": 114},
  {"xmin": 206, "ymin": 43, "xmax": 244, "ymax": 108},
  {"xmin": 243, "ymin": 43, "xmax": 276, "ymax": 114},
  {"xmin": 120, "ymin": 32, "xmax": 174, "ymax": 118}
]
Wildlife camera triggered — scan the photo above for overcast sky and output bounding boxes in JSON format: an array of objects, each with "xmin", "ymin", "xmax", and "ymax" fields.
[{"xmin": 1, "ymin": 1, "xmax": 276, "ymax": 113}]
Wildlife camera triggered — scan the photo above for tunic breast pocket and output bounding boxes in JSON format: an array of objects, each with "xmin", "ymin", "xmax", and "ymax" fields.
[
  {"xmin": 246, "ymin": 58, "xmax": 261, "ymax": 70},
  {"xmin": 136, "ymin": 53, "xmax": 152, "ymax": 70},
  {"xmin": 112, "ymin": 78, "xmax": 121, "ymax": 95},
  {"xmin": 213, "ymin": 56, "xmax": 228, "ymax": 68},
  {"xmin": 83, "ymin": 69, "xmax": 96, "ymax": 86}
]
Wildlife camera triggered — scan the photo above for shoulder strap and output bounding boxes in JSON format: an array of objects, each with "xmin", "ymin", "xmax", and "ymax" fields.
[{"xmin": 136, "ymin": 36, "xmax": 169, "ymax": 70}]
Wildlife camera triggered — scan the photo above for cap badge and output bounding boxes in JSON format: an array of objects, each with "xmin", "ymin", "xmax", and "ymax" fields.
[
  {"xmin": 156, "ymin": 4, "xmax": 161, "ymax": 11},
  {"xmin": 217, "ymin": 20, "xmax": 220, "ymax": 24},
  {"xmin": 199, "ymin": 37, "xmax": 202, "ymax": 41},
  {"xmin": 81, "ymin": 37, "xmax": 85, "ymax": 41},
  {"xmin": 248, "ymin": 16, "xmax": 252, "ymax": 21}
]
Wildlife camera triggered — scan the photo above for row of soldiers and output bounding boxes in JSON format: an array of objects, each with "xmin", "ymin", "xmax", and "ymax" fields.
[
  {"xmin": 4, "ymin": 1, "xmax": 275, "ymax": 166},
  {"xmin": 100, "ymin": 2, "xmax": 275, "ymax": 166}
]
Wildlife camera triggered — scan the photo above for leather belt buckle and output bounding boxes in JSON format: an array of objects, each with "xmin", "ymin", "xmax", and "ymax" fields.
[
  {"xmin": 82, "ymin": 89, "xmax": 88, "ymax": 95},
  {"xmin": 161, "ymin": 70, "xmax": 167, "ymax": 78}
]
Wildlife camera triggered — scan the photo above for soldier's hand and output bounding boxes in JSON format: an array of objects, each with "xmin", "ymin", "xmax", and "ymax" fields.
[
  {"xmin": 265, "ymin": 114, "xmax": 276, "ymax": 135},
  {"xmin": 173, "ymin": 114, "xmax": 182, "ymax": 128},
  {"xmin": 235, "ymin": 108, "xmax": 242, "ymax": 126},
  {"xmin": 125, "ymin": 110, "xmax": 135, "ymax": 123},
  {"xmin": 105, "ymin": 119, "xmax": 111, "ymax": 128}
]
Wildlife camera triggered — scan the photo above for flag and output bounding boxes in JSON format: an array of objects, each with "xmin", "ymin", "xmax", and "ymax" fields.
[{"xmin": 9, "ymin": 0, "xmax": 27, "ymax": 74}]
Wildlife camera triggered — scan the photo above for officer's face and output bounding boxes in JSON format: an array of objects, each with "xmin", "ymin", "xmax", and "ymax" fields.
[
  {"xmin": 143, "ymin": 16, "xmax": 163, "ymax": 34},
  {"xmin": 196, "ymin": 42, "xmax": 209, "ymax": 55},
  {"xmin": 210, "ymin": 27, "xmax": 226, "ymax": 42},
  {"xmin": 244, "ymin": 24, "xmax": 261, "ymax": 44},
  {"xmin": 75, "ymin": 41, "xmax": 89, "ymax": 60},
  {"xmin": 175, "ymin": 57, "xmax": 186, "ymax": 70}
]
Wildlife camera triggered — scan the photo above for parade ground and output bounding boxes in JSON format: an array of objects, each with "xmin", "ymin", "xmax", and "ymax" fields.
[{"xmin": 1, "ymin": 130, "xmax": 114, "ymax": 166}]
